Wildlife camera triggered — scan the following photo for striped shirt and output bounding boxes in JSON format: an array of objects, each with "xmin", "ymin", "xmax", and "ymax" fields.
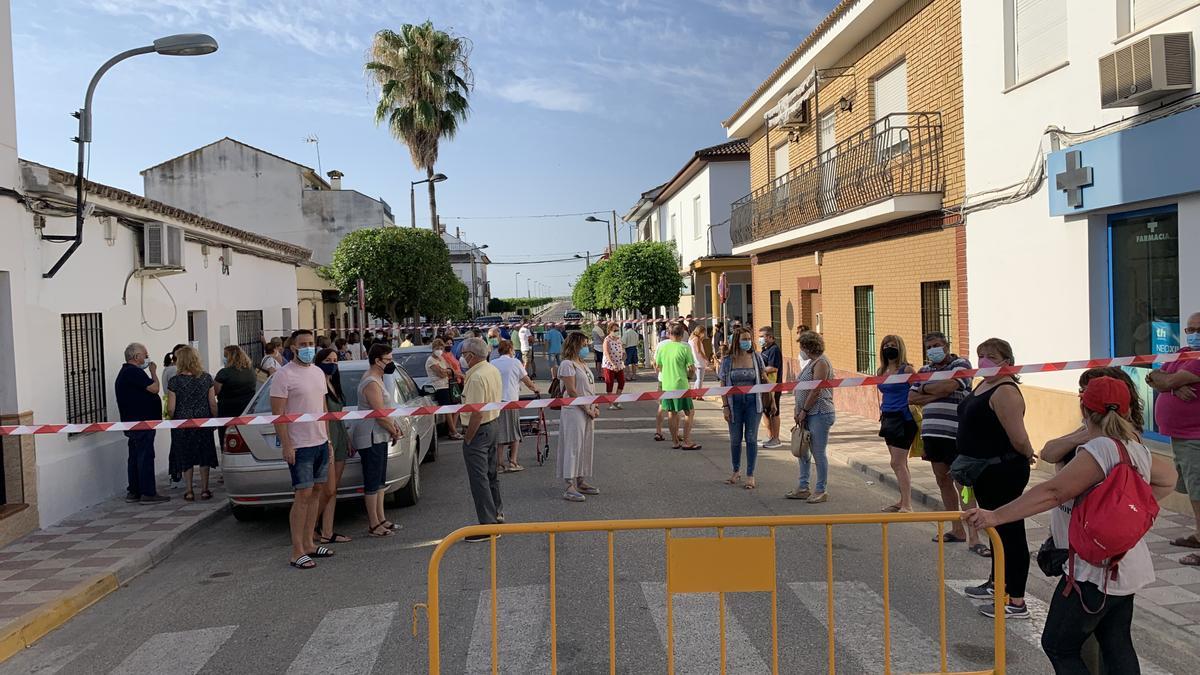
[{"xmin": 912, "ymin": 355, "xmax": 971, "ymax": 440}]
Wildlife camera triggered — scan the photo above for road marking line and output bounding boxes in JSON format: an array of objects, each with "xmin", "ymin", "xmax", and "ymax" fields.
[
  {"xmin": 466, "ymin": 585, "xmax": 549, "ymax": 674},
  {"xmin": 286, "ymin": 602, "xmax": 397, "ymax": 675},
  {"xmin": 110, "ymin": 625, "xmax": 236, "ymax": 675},
  {"xmin": 0, "ymin": 642, "xmax": 94, "ymax": 674},
  {"xmin": 945, "ymin": 581, "xmax": 1172, "ymax": 675},
  {"xmin": 640, "ymin": 582, "xmax": 770, "ymax": 674},
  {"xmin": 790, "ymin": 581, "xmax": 972, "ymax": 673}
]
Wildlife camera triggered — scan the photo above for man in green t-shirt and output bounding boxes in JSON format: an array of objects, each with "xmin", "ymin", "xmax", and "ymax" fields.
[{"xmin": 655, "ymin": 322, "xmax": 699, "ymax": 450}]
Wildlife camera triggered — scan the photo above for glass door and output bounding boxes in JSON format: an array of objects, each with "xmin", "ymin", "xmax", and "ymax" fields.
[{"xmin": 1108, "ymin": 206, "xmax": 1180, "ymax": 437}]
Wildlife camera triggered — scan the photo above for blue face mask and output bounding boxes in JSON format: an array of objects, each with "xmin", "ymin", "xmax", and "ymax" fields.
[
  {"xmin": 579, "ymin": 347, "xmax": 591, "ymax": 358},
  {"xmin": 1188, "ymin": 332, "xmax": 1200, "ymax": 349},
  {"xmin": 926, "ymin": 347, "xmax": 946, "ymax": 363},
  {"xmin": 297, "ymin": 346, "xmax": 316, "ymax": 364},
  {"xmin": 138, "ymin": 360, "xmax": 151, "ymax": 370},
  {"xmin": 739, "ymin": 340, "xmax": 753, "ymax": 351}
]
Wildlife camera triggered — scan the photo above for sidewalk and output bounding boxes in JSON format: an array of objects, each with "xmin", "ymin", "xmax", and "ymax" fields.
[
  {"xmin": 0, "ymin": 482, "xmax": 227, "ymax": 660},
  {"xmin": 816, "ymin": 411, "xmax": 1200, "ymax": 643}
]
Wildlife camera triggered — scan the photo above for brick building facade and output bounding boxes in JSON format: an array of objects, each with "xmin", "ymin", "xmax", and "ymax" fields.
[{"xmin": 724, "ymin": 0, "xmax": 966, "ymax": 419}]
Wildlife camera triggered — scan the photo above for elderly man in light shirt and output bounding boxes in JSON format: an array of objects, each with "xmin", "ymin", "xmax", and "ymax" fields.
[{"xmin": 459, "ymin": 337, "xmax": 505, "ymax": 542}]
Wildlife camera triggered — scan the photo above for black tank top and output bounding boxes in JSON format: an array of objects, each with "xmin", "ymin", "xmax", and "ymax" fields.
[{"xmin": 956, "ymin": 380, "xmax": 1021, "ymax": 460}]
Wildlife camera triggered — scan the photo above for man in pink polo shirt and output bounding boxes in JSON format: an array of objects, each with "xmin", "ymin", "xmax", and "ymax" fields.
[
  {"xmin": 1148, "ymin": 311, "xmax": 1200, "ymax": 566},
  {"xmin": 270, "ymin": 329, "xmax": 333, "ymax": 570}
]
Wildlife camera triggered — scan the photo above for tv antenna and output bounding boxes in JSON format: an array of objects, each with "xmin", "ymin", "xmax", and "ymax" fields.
[{"xmin": 303, "ymin": 134, "xmax": 323, "ymax": 176}]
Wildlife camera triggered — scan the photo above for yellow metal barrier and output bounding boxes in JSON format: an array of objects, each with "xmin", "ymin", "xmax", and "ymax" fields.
[{"xmin": 412, "ymin": 511, "xmax": 1007, "ymax": 674}]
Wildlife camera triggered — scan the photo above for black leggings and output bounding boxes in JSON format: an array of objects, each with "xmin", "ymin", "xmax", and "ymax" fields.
[
  {"xmin": 1042, "ymin": 578, "xmax": 1140, "ymax": 674},
  {"xmin": 974, "ymin": 458, "xmax": 1030, "ymax": 599}
]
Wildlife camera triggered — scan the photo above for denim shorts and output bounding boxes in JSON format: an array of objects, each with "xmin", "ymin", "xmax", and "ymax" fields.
[
  {"xmin": 548, "ymin": 353, "xmax": 562, "ymax": 367},
  {"xmin": 288, "ymin": 443, "xmax": 330, "ymax": 490},
  {"xmin": 359, "ymin": 441, "xmax": 389, "ymax": 495}
]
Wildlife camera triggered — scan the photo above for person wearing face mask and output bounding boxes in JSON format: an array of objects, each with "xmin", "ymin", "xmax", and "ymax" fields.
[
  {"xmin": 270, "ymin": 329, "xmax": 334, "ymax": 569},
  {"xmin": 426, "ymin": 338, "xmax": 462, "ymax": 440},
  {"xmin": 908, "ymin": 332, "xmax": 982, "ymax": 553},
  {"xmin": 757, "ymin": 326, "xmax": 784, "ymax": 448},
  {"xmin": 955, "ymin": 337, "xmax": 1037, "ymax": 619},
  {"xmin": 602, "ymin": 322, "xmax": 627, "ymax": 410},
  {"xmin": 876, "ymin": 335, "xmax": 917, "ymax": 513},
  {"xmin": 353, "ymin": 344, "xmax": 404, "ymax": 536},
  {"xmin": 718, "ymin": 328, "xmax": 772, "ymax": 490},
  {"xmin": 459, "ymin": 337, "xmax": 506, "ymax": 541},
  {"xmin": 115, "ymin": 343, "xmax": 169, "ymax": 504},
  {"xmin": 788, "ymin": 331, "xmax": 835, "ymax": 503},
  {"xmin": 214, "ymin": 345, "xmax": 256, "ymax": 447},
  {"xmin": 313, "ymin": 348, "xmax": 353, "ymax": 546},
  {"xmin": 557, "ymin": 331, "xmax": 601, "ymax": 501},
  {"xmin": 487, "ymin": 327, "xmax": 502, "ymax": 361},
  {"xmin": 1146, "ymin": 310, "xmax": 1200, "ymax": 565}
]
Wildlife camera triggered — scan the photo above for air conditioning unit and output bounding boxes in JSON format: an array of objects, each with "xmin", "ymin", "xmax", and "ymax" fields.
[
  {"xmin": 1099, "ymin": 32, "xmax": 1193, "ymax": 109},
  {"xmin": 142, "ymin": 221, "xmax": 185, "ymax": 270},
  {"xmin": 20, "ymin": 163, "xmax": 67, "ymax": 198}
]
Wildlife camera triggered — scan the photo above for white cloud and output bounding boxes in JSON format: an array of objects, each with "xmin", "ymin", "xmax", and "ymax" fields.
[
  {"xmin": 492, "ymin": 78, "xmax": 594, "ymax": 113},
  {"xmin": 700, "ymin": 0, "xmax": 828, "ymax": 30}
]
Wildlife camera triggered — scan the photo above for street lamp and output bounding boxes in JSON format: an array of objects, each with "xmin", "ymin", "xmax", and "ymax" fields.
[
  {"xmin": 574, "ymin": 252, "xmax": 591, "ymax": 267},
  {"xmin": 584, "ymin": 215, "xmax": 613, "ymax": 252},
  {"xmin": 44, "ymin": 33, "xmax": 219, "ymax": 279},
  {"xmin": 514, "ymin": 271, "xmax": 521, "ymax": 299},
  {"xmin": 410, "ymin": 173, "xmax": 448, "ymax": 228}
]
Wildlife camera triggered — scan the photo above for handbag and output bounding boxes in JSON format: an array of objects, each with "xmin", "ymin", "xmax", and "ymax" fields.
[
  {"xmin": 753, "ymin": 353, "xmax": 777, "ymax": 415},
  {"xmin": 791, "ymin": 424, "xmax": 811, "ymax": 459},
  {"xmin": 908, "ymin": 405, "xmax": 925, "ymax": 459},
  {"xmin": 1036, "ymin": 535, "xmax": 1068, "ymax": 577}
]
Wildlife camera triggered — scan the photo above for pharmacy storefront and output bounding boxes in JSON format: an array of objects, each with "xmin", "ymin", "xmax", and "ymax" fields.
[{"xmin": 1047, "ymin": 105, "xmax": 1200, "ymax": 440}]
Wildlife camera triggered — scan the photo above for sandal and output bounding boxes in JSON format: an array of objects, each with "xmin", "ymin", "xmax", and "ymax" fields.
[
  {"xmin": 507, "ymin": 463, "xmax": 525, "ymax": 473},
  {"xmin": 369, "ymin": 523, "xmax": 394, "ymax": 537},
  {"xmin": 785, "ymin": 488, "xmax": 811, "ymax": 500},
  {"xmin": 744, "ymin": 479, "xmax": 757, "ymax": 490},
  {"xmin": 969, "ymin": 543, "xmax": 993, "ymax": 558},
  {"xmin": 184, "ymin": 491, "xmax": 195, "ymax": 502},
  {"xmin": 199, "ymin": 490, "xmax": 213, "ymax": 501},
  {"xmin": 724, "ymin": 473, "xmax": 742, "ymax": 485},
  {"xmin": 880, "ymin": 504, "xmax": 911, "ymax": 513},
  {"xmin": 680, "ymin": 443, "xmax": 702, "ymax": 451},
  {"xmin": 654, "ymin": 433, "xmax": 665, "ymax": 442},
  {"xmin": 933, "ymin": 533, "xmax": 966, "ymax": 543},
  {"xmin": 1170, "ymin": 534, "xmax": 1200, "ymax": 549},
  {"xmin": 289, "ymin": 554, "xmax": 316, "ymax": 570},
  {"xmin": 307, "ymin": 546, "xmax": 335, "ymax": 558},
  {"xmin": 319, "ymin": 533, "xmax": 352, "ymax": 544},
  {"xmin": 383, "ymin": 521, "xmax": 402, "ymax": 531},
  {"xmin": 1180, "ymin": 553, "xmax": 1200, "ymax": 566}
]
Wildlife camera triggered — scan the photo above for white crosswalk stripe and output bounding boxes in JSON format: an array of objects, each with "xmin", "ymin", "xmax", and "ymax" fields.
[
  {"xmin": 790, "ymin": 581, "xmax": 971, "ymax": 673},
  {"xmin": 286, "ymin": 602, "xmax": 397, "ymax": 675},
  {"xmin": 109, "ymin": 625, "xmax": 236, "ymax": 675},
  {"xmin": 465, "ymin": 585, "xmax": 550, "ymax": 674},
  {"xmin": 640, "ymin": 582, "xmax": 771, "ymax": 674},
  {"xmin": 946, "ymin": 580, "xmax": 1174, "ymax": 675}
]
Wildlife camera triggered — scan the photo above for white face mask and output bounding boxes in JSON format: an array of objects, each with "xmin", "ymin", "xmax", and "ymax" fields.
[{"xmin": 433, "ymin": 349, "xmax": 444, "ymax": 357}]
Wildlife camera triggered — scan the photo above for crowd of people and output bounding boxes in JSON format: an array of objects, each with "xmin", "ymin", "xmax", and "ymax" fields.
[{"xmin": 110, "ymin": 307, "xmax": 1200, "ymax": 670}]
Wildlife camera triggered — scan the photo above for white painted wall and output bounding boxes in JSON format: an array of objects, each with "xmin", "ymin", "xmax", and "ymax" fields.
[
  {"xmin": 962, "ymin": 1, "xmax": 1200, "ymax": 393},
  {"xmin": 657, "ymin": 160, "xmax": 749, "ymax": 266}
]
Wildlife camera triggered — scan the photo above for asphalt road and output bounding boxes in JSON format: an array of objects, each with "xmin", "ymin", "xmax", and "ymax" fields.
[{"xmin": 4, "ymin": 363, "xmax": 1190, "ymax": 674}]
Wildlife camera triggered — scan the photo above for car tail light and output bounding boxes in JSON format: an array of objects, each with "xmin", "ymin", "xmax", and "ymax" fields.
[{"xmin": 224, "ymin": 427, "xmax": 250, "ymax": 454}]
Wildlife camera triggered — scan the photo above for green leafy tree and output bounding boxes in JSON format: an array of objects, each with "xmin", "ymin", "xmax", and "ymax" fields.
[
  {"xmin": 572, "ymin": 263, "xmax": 601, "ymax": 312},
  {"xmin": 605, "ymin": 242, "xmax": 683, "ymax": 312},
  {"xmin": 326, "ymin": 227, "xmax": 462, "ymax": 322},
  {"xmin": 366, "ymin": 22, "xmax": 473, "ymax": 228},
  {"xmin": 487, "ymin": 297, "xmax": 513, "ymax": 313}
]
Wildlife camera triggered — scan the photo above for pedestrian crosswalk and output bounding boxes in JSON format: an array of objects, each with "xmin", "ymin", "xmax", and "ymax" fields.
[{"xmin": 3, "ymin": 580, "xmax": 1179, "ymax": 674}]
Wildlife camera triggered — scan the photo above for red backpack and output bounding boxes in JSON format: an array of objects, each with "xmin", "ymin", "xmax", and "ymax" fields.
[{"xmin": 1065, "ymin": 437, "xmax": 1159, "ymax": 612}]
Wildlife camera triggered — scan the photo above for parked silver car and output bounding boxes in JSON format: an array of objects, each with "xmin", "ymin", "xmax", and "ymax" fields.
[{"xmin": 222, "ymin": 361, "xmax": 438, "ymax": 521}]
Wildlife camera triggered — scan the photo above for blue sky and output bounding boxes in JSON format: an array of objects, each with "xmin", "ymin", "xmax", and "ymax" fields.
[{"xmin": 11, "ymin": 0, "xmax": 835, "ymax": 297}]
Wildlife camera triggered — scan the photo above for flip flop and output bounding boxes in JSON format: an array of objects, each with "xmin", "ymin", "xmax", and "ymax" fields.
[
  {"xmin": 880, "ymin": 504, "xmax": 903, "ymax": 513},
  {"xmin": 289, "ymin": 555, "xmax": 315, "ymax": 569},
  {"xmin": 680, "ymin": 444, "xmax": 702, "ymax": 451},
  {"xmin": 1170, "ymin": 534, "xmax": 1200, "ymax": 549},
  {"xmin": 1180, "ymin": 553, "xmax": 1200, "ymax": 567},
  {"xmin": 969, "ymin": 543, "xmax": 993, "ymax": 558},
  {"xmin": 507, "ymin": 464, "xmax": 525, "ymax": 473},
  {"xmin": 307, "ymin": 546, "xmax": 335, "ymax": 558},
  {"xmin": 933, "ymin": 533, "xmax": 966, "ymax": 543}
]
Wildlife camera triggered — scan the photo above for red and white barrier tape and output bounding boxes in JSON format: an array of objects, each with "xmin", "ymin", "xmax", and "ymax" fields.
[
  {"xmin": 3, "ymin": 351, "xmax": 1194, "ymax": 436},
  {"xmin": 261, "ymin": 316, "xmax": 716, "ymax": 334}
]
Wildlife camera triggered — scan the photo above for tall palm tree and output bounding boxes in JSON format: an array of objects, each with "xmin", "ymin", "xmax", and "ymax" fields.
[{"xmin": 366, "ymin": 22, "xmax": 472, "ymax": 230}]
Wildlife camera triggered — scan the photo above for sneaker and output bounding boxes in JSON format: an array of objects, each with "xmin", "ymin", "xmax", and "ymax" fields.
[
  {"xmin": 465, "ymin": 534, "xmax": 500, "ymax": 543},
  {"xmin": 785, "ymin": 488, "xmax": 811, "ymax": 500},
  {"xmin": 806, "ymin": 492, "xmax": 828, "ymax": 504},
  {"xmin": 563, "ymin": 489, "xmax": 587, "ymax": 502},
  {"xmin": 125, "ymin": 492, "xmax": 141, "ymax": 503},
  {"xmin": 496, "ymin": 513, "xmax": 506, "ymax": 524},
  {"xmin": 762, "ymin": 439, "xmax": 783, "ymax": 449},
  {"xmin": 139, "ymin": 494, "xmax": 170, "ymax": 504},
  {"xmin": 964, "ymin": 581, "xmax": 994, "ymax": 599},
  {"xmin": 979, "ymin": 601, "xmax": 1030, "ymax": 620},
  {"xmin": 577, "ymin": 485, "xmax": 600, "ymax": 496}
]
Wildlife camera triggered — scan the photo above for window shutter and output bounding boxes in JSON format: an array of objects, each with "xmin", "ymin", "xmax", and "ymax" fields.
[
  {"xmin": 872, "ymin": 61, "xmax": 908, "ymax": 123},
  {"xmin": 773, "ymin": 143, "xmax": 790, "ymax": 180},
  {"xmin": 1133, "ymin": 0, "xmax": 1194, "ymax": 29},
  {"xmin": 1014, "ymin": 0, "xmax": 1067, "ymax": 82}
]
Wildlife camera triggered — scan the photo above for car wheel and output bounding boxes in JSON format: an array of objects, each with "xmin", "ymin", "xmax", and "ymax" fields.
[
  {"xmin": 394, "ymin": 444, "xmax": 421, "ymax": 507},
  {"xmin": 231, "ymin": 504, "xmax": 263, "ymax": 522},
  {"xmin": 423, "ymin": 429, "xmax": 438, "ymax": 463}
]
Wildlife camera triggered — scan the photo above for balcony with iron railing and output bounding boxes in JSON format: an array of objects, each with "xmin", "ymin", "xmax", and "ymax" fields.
[{"xmin": 731, "ymin": 112, "xmax": 943, "ymax": 251}]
